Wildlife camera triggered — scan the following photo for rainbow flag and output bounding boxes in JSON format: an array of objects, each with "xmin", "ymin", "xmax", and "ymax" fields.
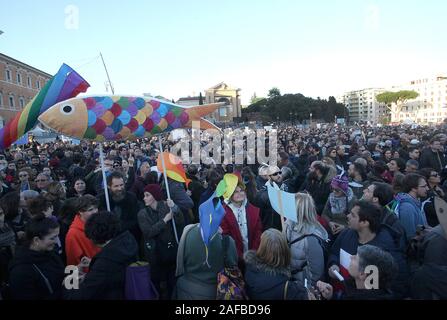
[
  {"xmin": 0, "ymin": 63, "xmax": 89, "ymax": 149},
  {"xmin": 156, "ymin": 152, "xmax": 191, "ymax": 187}
]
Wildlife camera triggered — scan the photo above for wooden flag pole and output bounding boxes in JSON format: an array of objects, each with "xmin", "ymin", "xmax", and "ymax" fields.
[
  {"xmin": 158, "ymin": 137, "xmax": 179, "ymax": 244},
  {"xmin": 99, "ymin": 143, "xmax": 111, "ymax": 212}
]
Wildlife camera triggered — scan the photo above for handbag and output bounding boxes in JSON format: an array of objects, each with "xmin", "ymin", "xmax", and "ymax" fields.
[
  {"xmin": 125, "ymin": 261, "xmax": 159, "ymax": 300},
  {"xmin": 216, "ymin": 236, "xmax": 248, "ymax": 300}
]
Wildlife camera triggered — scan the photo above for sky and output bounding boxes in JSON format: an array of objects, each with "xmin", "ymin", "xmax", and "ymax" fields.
[{"xmin": 1, "ymin": 0, "xmax": 447, "ymax": 105}]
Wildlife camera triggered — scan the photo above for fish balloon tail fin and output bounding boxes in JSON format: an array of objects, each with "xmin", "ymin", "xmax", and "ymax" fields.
[
  {"xmin": 184, "ymin": 102, "xmax": 224, "ymax": 131},
  {"xmin": 188, "ymin": 102, "xmax": 223, "ymax": 117}
]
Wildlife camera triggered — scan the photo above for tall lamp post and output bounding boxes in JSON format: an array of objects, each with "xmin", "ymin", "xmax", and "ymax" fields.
[
  {"xmin": 277, "ymin": 116, "xmax": 279, "ymax": 127},
  {"xmin": 310, "ymin": 113, "xmax": 312, "ymax": 127}
]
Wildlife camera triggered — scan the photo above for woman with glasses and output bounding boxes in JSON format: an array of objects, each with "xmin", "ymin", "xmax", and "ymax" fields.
[
  {"xmin": 15, "ymin": 169, "xmax": 35, "ymax": 192},
  {"xmin": 419, "ymin": 168, "xmax": 446, "ymax": 227},
  {"xmin": 221, "ymin": 174, "xmax": 262, "ymax": 262}
]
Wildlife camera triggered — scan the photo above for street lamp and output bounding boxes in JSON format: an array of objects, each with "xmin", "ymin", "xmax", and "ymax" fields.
[
  {"xmin": 277, "ymin": 116, "xmax": 279, "ymax": 127},
  {"xmin": 310, "ymin": 113, "xmax": 312, "ymax": 126}
]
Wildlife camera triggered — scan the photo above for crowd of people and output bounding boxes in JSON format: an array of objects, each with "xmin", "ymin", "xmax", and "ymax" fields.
[{"xmin": 0, "ymin": 122, "xmax": 447, "ymax": 300}]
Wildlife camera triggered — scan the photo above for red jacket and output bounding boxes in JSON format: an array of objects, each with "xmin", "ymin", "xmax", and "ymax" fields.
[
  {"xmin": 65, "ymin": 215, "xmax": 101, "ymax": 267},
  {"xmin": 221, "ymin": 202, "xmax": 263, "ymax": 259}
]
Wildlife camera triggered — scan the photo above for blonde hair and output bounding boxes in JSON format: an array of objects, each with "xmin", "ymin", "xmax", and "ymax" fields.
[
  {"xmin": 322, "ymin": 157, "xmax": 335, "ymax": 167},
  {"xmin": 293, "ymin": 193, "xmax": 323, "ymax": 234},
  {"xmin": 256, "ymin": 229, "xmax": 291, "ymax": 268}
]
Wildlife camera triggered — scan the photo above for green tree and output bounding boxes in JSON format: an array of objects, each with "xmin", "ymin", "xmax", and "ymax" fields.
[
  {"xmin": 376, "ymin": 90, "xmax": 419, "ymax": 122},
  {"xmin": 268, "ymin": 87, "xmax": 281, "ymax": 100},
  {"xmin": 250, "ymin": 92, "xmax": 265, "ymax": 104}
]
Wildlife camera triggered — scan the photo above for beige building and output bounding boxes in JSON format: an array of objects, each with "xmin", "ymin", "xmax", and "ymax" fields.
[
  {"xmin": 339, "ymin": 88, "xmax": 388, "ymax": 124},
  {"xmin": 0, "ymin": 53, "xmax": 51, "ymax": 127},
  {"xmin": 176, "ymin": 96, "xmax": 202, "ymax": 107},
  {"xmin": 390, "ymin": 76, "xmax": 447, "ymax": 124},
  {"xmin": 204, "ymin": 82, "xmax": 241, "ymax": 122}
]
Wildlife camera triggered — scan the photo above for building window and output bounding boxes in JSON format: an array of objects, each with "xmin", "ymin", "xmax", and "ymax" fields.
[
  {"xmin": 5, "ymin": 70, "xmax": 11, "ymax": 82},
  {"xmin": 36, "ymin": 80, "xmax": 40, "ymax": 89},
  {"xmin": 19, "ymin": 97, "xmax": 25, "ymax": 108},
  {"xmin": 17, "ymin": 73, "xmax": 22, "ymax": 85},
  {"xmin": 9, "ymin": 96, "xmax": 15, "ymax": 108},
  {"xmin": 219, "ymin": 107, "xmax": 227, "ymax": 117},
  {"xmin": 27, "ymin": 76, "xmax": 31, "ymax": 88},
  {"xmin": 0, "ymin": 93, "xmax": 3, "ymax": 106}
]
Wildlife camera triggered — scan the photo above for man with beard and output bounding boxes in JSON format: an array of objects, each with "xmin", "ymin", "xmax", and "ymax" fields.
[
  {"xmin": 348, "ymin": 162, "xmax": 367, "ymax": 199},
  {"xmin": 300, "ymin": 161, "xmax": 334, "ymax": 215},
  {"xmin": 98, "ymin": 171, "xmax": 143, "ymax": 243}
]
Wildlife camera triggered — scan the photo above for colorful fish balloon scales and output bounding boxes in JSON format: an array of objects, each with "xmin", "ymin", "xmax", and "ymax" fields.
[
  {"xmin": 39, "ymin": 96, "xmax": 221, "ymax": 142},
  {"xmin": 0, "ymin": 64, "xmax": 89, "ymax": 150}
]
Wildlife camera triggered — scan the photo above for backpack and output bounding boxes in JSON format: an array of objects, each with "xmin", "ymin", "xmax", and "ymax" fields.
[
  {"xmin": 125, "ymin": 261, "xmax": 159, "ymax": 300},
  {"xmin": 381, "ymin": 210, "xmax": 406, "ymax": 251},
  {"xmin": 216, "ymin": 236, "xmax": 248, "ymax": 300},
  {"xmin": 288, "ymin": 233, "xmax": 331, "ymax": 275}
]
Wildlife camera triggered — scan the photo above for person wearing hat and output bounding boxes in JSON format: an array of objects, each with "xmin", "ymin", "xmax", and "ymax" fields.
[
  {"xmin": 137, "ymin": 183, "xmax": 184, "ymax": 299},
  {"xmin": 220, "ymin": 174, "xmax": 262, "ymax": 261},
  {"xmin": 255, "ymin": 165, "xmax": 269, "ymax": 191},
  {"xmin": 322, "ymin": 174, "xmax": 357, "ymax": 236},
  {"xmin": 254, "ymin": 165, "xmax": 284, "ymax": 231}
]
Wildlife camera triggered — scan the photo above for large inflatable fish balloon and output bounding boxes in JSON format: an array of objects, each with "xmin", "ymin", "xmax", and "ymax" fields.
[{"xmin": 38, "ymin": 96, "xmax": 221, "ymax": 141}]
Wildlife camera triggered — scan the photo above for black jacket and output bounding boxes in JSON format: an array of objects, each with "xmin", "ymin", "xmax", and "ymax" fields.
[
  {"xmin": 66, "ymin": 231, "xmax": 138, "ymax": 300},
  {"xmin": 98, "ymin": 191, "xmax": 143, "ymax": 243},
  {"xmin": 300, "ymin": 177, "xmax": 331, "ymax": 215},
  {"xmin": 420, "ymin": 148, "xmax": 446, "ymax": 173},
  {"xmin": 8, "ymin": 247, "xmax": 65, "ymax": 300},
  {"xmin": 254, "ymin": 183, "xmax": 283, "ymax": 232},
  {"xmin": 187, "ymin": 175, "xmax": 205, "ymax": 223},
  {"xmin": 244, "ymin": 251, "xmax": 307, "ymax": 300}
]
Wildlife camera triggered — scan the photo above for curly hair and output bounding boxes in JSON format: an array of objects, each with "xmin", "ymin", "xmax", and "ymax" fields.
[{"xmin": 85, "ymin": 211, "xmax": 121, "ymax": 245}]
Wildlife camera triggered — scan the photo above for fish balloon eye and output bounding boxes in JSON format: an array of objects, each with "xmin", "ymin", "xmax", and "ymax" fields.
[{"xmin": 60, "ymin": 104, "xmax": 74, "ymax": 115}]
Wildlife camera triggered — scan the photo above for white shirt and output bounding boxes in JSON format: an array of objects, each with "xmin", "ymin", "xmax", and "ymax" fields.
[{"xmin": 226, "ymin": 199, "xmax": 249, "ymax": 253}]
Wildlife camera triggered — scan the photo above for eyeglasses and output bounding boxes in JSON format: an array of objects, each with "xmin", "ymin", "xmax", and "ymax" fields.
[
  {"xmin": 36, "ymin": 179, "xmax": 48, "ymax": 182},
  {"xmin": 431, "ymin": 173, "xmax": 440, "ymax": 177},
  {"xmin": 270, "ymin": 172, "xmax": 281, "ymax": 177},
  {"xmin": 418, "ymin": 184, "xmax": 429, "ymax": 189},
  {"xmin": 19, "ymin": 174, "xmax": 28, "ymax": 177}
]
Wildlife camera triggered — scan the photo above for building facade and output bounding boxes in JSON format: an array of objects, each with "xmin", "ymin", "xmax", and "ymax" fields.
[
  {"xmin": 340, "ymin": 88, "xmax": 387, "ymax": 124},
  {"xmin": 176, "ymin": 96, "xmax": 202, "ymax": 107},
  {"xmin": 0, "ymin": 53, "xmax": 51, "ymax": 127},
  {"xmin": 390, "ymin": 76, "xmax": 447, "ymax": 124},
  {"xmin": 205, "ymin": 82, "xmax": 241, "ymax": 122}
]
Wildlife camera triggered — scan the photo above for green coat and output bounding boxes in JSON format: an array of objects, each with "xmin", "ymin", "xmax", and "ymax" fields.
[{"xmin": 174, "ymin": 224, "xmax": 238, "ymax": 300}]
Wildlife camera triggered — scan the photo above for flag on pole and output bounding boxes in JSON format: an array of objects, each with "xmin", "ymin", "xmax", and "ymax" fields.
[
  {"xmin": 267, "ymin": 182, "xmax": 298, "ymax": 223},
  {"xmin": 156, "ymin": 152, "xmax": 191, "ymax": 187},
  {"xmin": 199, "ymin": 191, "xmax": 225, "ymax": 267}
]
